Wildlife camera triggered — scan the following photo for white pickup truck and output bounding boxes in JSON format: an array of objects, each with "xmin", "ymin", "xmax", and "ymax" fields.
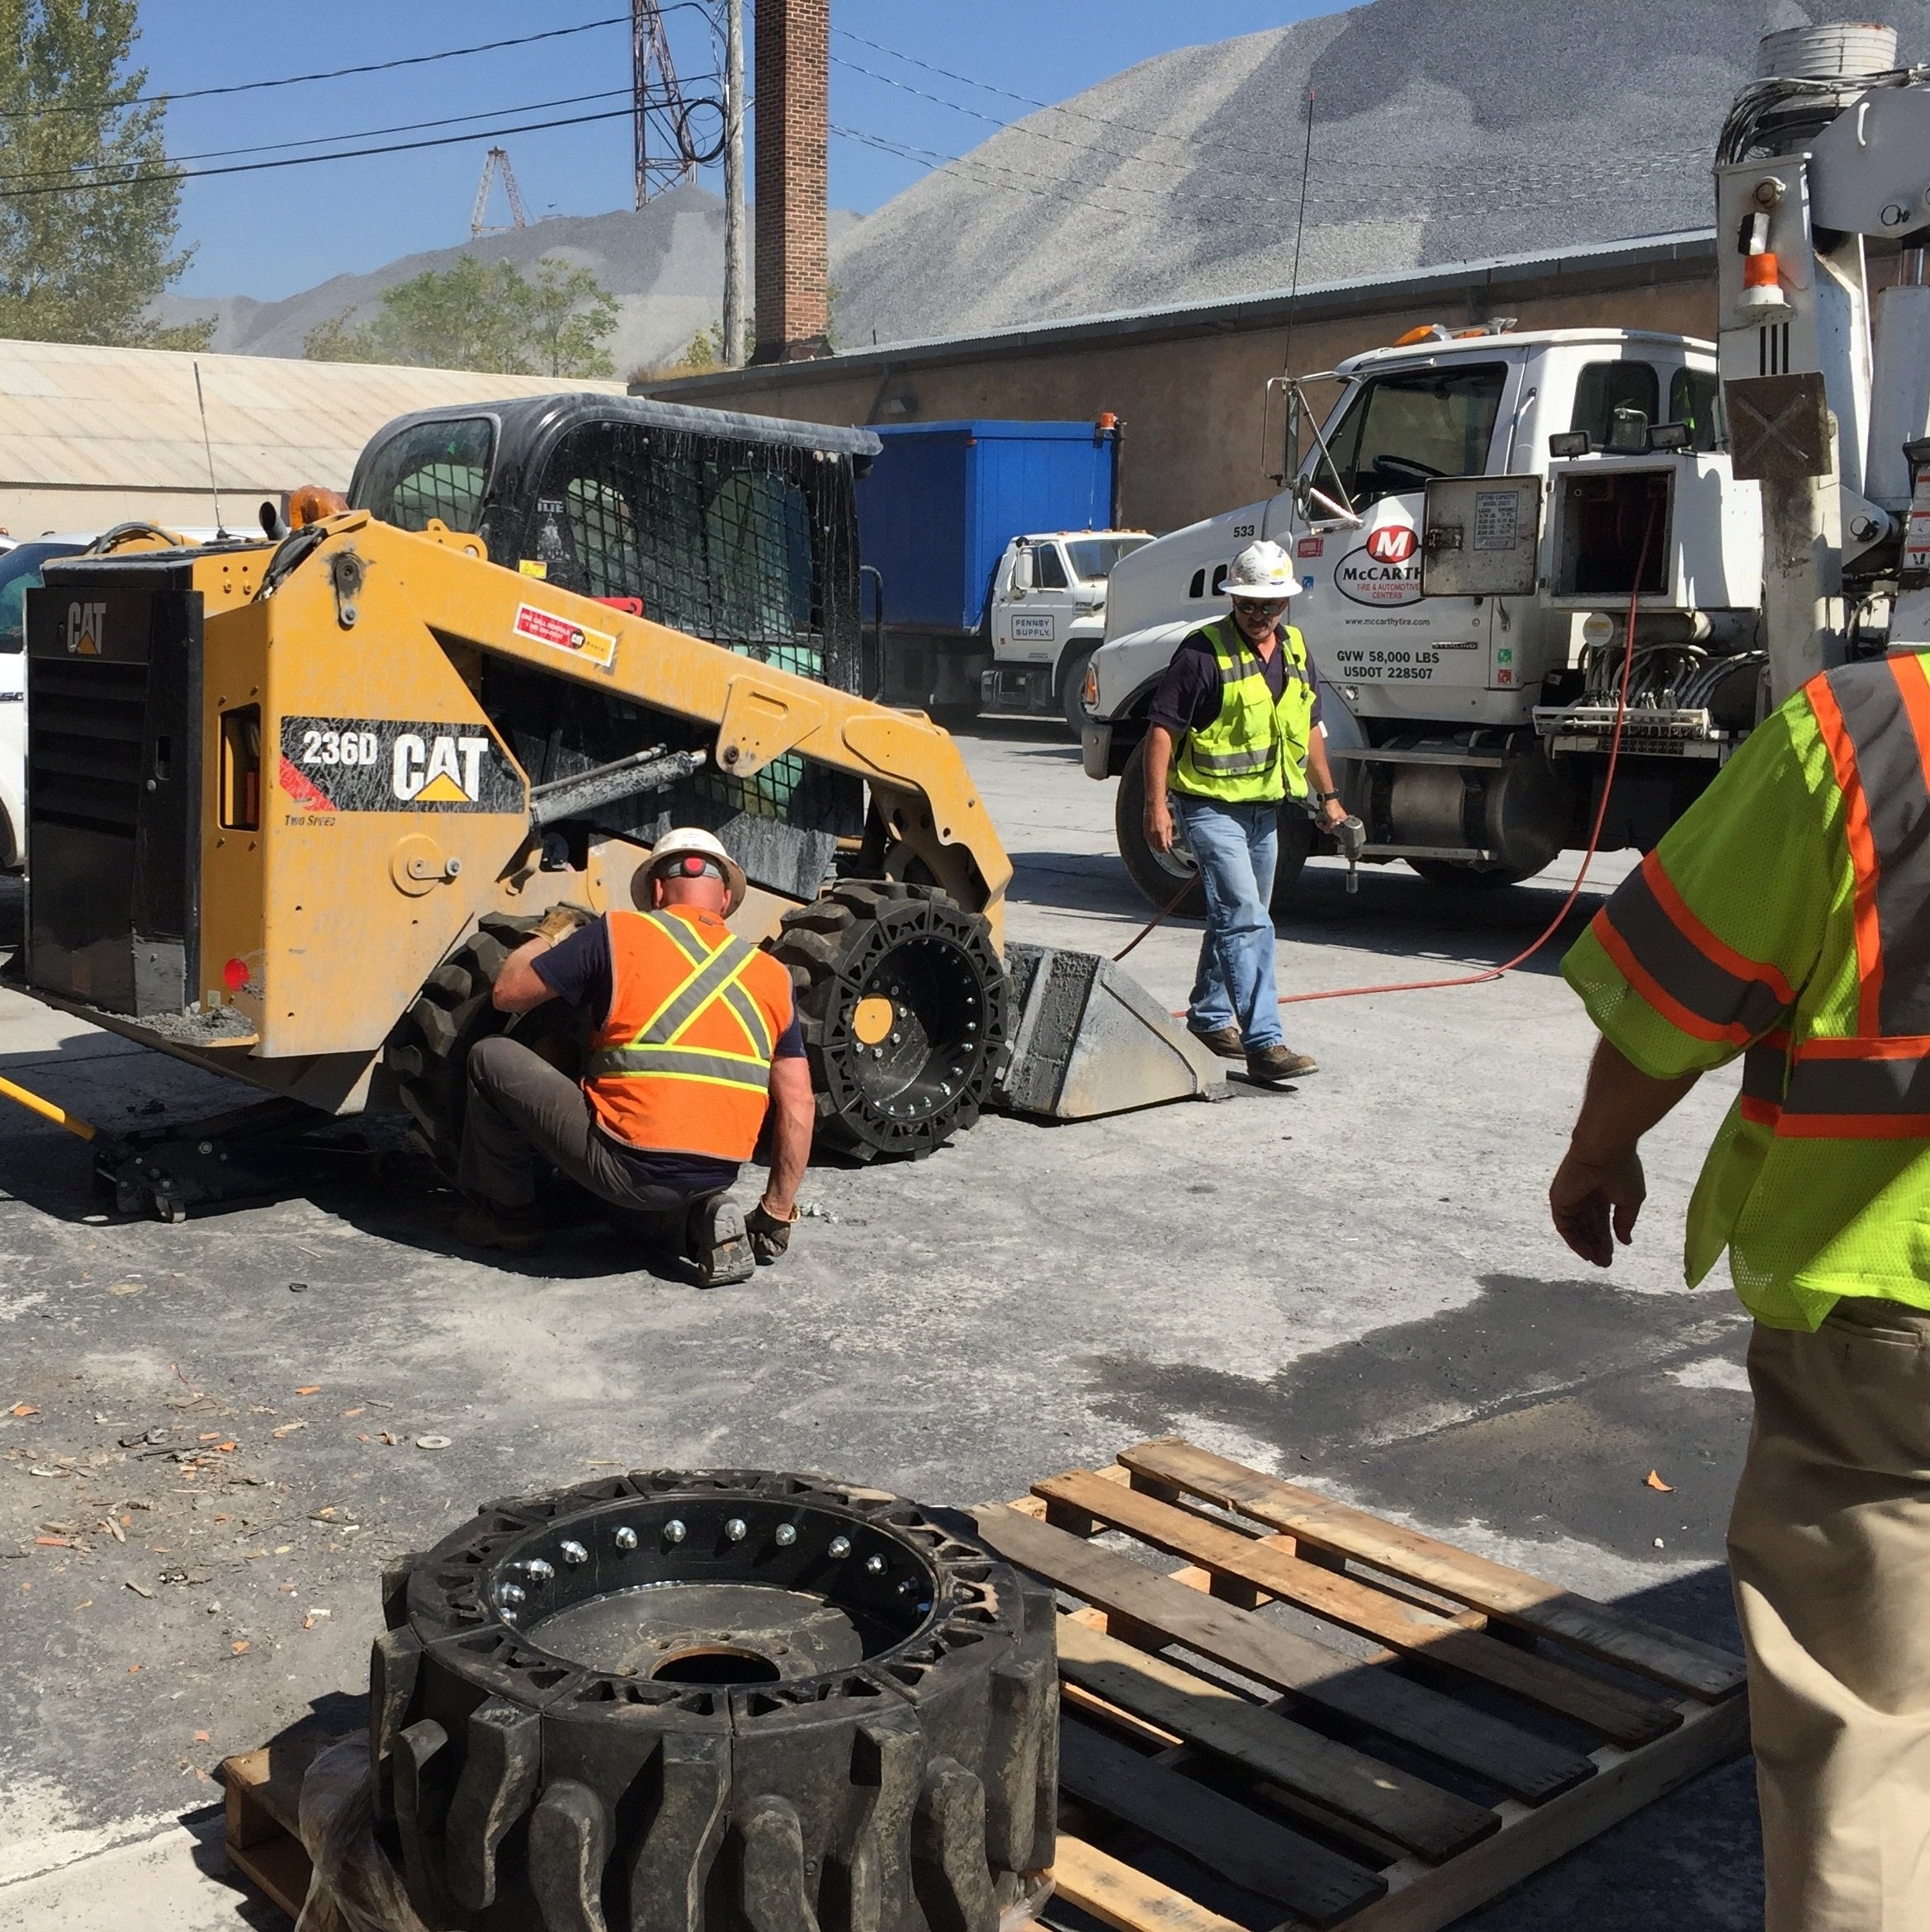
[{"xmin": 1083, "ymin": 325, "xmax": 1765, "ymax": 908}]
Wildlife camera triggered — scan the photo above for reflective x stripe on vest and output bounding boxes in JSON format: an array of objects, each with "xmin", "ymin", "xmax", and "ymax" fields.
[
  {"xmin": 1171, "ymin": 618, "xmax": 1316, "ymax": 805},
  {"xmin": 1596, "ymin": 655, "xmax": 1930, "ymax": 1141},
  {"xmin": 586, "ymin": 914, "xmax": 769, "ymax": 1088},
  {"xmin": 582, "ymin": 908, "xmax": 783, "ymax": 1162}
]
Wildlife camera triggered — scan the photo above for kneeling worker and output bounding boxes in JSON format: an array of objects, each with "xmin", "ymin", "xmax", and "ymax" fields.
[{"xmin": 454, "ymin": 829, "xmax": 811, "ymax": 1282}]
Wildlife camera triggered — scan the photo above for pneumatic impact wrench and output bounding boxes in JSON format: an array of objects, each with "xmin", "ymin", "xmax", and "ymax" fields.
[{"xmin": 1333, "ymin": 812, "xmax": 1368, "ymax": 894}]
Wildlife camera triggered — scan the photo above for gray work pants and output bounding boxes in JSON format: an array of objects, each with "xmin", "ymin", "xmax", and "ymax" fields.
[{"xmin": 456, "ymin": 1034, "xmax": 730, "ymax": 1214}]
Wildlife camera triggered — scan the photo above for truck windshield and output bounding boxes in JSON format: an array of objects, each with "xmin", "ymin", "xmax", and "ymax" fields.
[
  {"xmin": 0, "ymin": 541, "xmax": 85, "ymax": 653},
  {"xmin": 1063, "ymin": 535, "xmax": 1149, "ymax": 584},
  {"xmin": 356, "ymin": 417, "xmax": 495, "ymax": 531},
  {"xmin": 1311, "ymin": 363, "xmax": 1507, "ymax": 512}
]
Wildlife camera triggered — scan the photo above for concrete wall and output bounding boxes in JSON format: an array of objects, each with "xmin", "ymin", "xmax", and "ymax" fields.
[{"xmin": 639, "ymin": 237, "xmax": 1719, "ymax": 534}]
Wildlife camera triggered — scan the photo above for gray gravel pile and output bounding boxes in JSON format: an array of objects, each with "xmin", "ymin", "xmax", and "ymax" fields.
[
  {"xmin": 155, "ymin": 186, "xmax": 862, "ymax": 375},
  {"xmin": 832, "ymin": 0, "xmax": 1930, "ymax": 350}
]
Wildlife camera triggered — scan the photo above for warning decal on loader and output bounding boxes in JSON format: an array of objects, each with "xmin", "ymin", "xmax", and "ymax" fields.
[
  {"xmin": 278, "ymin": 717, "xmax": 525, "ymax": 815},
  {"xmin": 513, "ymin": 601, "xmax": 617, "ymax": 671}
]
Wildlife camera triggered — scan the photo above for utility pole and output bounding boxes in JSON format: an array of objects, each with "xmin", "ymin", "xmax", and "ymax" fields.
[{"xmin": 722, "ymin": 0, "xmax": 747, "ymax": 366}]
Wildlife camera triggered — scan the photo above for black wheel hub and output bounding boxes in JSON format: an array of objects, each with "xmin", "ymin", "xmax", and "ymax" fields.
[{"xmin": 773, "ymin": 883, "xmax": 1010, "ymax": 1160}]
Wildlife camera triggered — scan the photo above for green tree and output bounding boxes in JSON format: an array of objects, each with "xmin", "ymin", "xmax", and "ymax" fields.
[
  {"xmin": 524, "ymin": 258, "xmax": 617, "ymax": 378},
  {"xmin": 0, "ymin": 0, "xmax": 197, "ymax": 346},
  {"xmin": 305, "ymin": 254, "xmax": 621, "ymax": 377}
]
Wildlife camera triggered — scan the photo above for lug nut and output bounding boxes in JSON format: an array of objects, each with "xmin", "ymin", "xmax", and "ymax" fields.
[
  {"xmin": 828, "ymin": 1536, "xmax": 852, "ymax": 1559},
  {"xmin": 865, "ymin": 1554, "xmax": 887, "ymax": 1575},
  {"xmin": 725, "ymin": 1517, "xmax": 748, "ymax": 1542},
  {"xmin": 560, "ymin": 1540, "xmax": 588, "ymax": 1566},
  {"xmin": 523, "ymin": 1558, "xmax": 555, "ymax": 1583},
  {"xmin": 665, "ymin": 1519, "xmax": 687, "ymax": 1544},
  {"xmin": 613, "ymin": 1526, "xmax": 638, "ymax": 1551},
  {"xmin": 774, "ymin": 1523, "xmax": 797, "ymax": 1547},
  {"xmin": 499, "ymin": 1582, "xmax": 526, "ymax": 1607}
]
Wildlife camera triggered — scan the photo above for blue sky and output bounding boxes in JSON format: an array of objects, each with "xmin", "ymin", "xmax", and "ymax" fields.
[{"xmin": 131, "ymin": 3, "xmax": 1328, "ymax": 300}]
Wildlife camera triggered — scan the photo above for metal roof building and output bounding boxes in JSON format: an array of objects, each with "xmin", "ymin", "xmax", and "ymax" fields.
[{"xmin": 0, "ymin": 338, "xmax": 625, "ymax": 539}]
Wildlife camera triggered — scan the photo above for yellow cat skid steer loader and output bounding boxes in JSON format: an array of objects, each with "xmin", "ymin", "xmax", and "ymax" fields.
[{"xmin": 18, "ymin": 396, "xmax": 1219, "ymax": 1218}]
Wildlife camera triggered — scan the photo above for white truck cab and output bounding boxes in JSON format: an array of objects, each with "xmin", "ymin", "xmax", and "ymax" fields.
[
  {"xmin": 1086, "ymin": 327, "xmax": 1765, "ymax": 901},
  {"xmin": 982, "ymin": 529, "xmax": 1152, "ymax": 731}
]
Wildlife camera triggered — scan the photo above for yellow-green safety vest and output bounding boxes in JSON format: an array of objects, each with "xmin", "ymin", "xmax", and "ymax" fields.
[
  {"xmin": 1563, "ymin": 650, "xmax": 1930, "ymax": 1330},
  {"xmin": 1171, "ymin": 617, "xmax": 1317, "ymax": 805}
]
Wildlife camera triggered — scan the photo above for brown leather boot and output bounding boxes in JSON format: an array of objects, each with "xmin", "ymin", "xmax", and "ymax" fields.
[
  {"xmin": 1187, "ymin": 1022, "xmax": 1246, "ymax": 1060},
  {"xmin": 1246, "ymin": 1044, "xmax": 1318, "ymax": 1084},
  {"xmin": 452, "ymin": 1198, "xmax": 545, "ymax": 1254}
]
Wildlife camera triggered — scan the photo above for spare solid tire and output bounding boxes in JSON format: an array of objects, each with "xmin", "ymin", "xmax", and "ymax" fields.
[{"xmin": 372, "ymin": 1467, "xmax": 1057, "ymax": 1932}]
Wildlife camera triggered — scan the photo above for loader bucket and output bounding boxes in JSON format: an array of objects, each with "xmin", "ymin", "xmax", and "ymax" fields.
[{"xmin": 996, "ymin": 943, "xmax": 1227, "ymax": 1120}]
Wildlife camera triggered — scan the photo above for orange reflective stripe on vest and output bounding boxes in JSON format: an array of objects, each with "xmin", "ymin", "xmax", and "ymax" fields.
[
  {"xmin": 583, "ymin": 908, "xmax": 789, "ymax": 1162},
  {"xmin": 1809, "ymin": 657, "xmax": 1930, "ymax": 1037},
  {"xmin": 1738, "ymin": 657, "xmax": 1930, "ymax": 1141},
  {"xmin": 1589, "ymin": 850, "xmax": 1796, "ymax": 1046}
]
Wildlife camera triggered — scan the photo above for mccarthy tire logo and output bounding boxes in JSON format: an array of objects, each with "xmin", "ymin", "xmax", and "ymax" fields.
[{"xmin": 1336, "ymin": 524, "xmax": 1424, "ymax": 607}]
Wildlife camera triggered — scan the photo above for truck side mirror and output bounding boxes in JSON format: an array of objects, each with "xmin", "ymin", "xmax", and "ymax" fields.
[{"xmin": 1010, "ymin": 548, "xmax": 1034, "ymax": 593}]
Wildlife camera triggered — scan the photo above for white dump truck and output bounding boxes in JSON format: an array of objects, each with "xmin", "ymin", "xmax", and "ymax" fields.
[{"xmin": 1086, "ymin": 20, "xmax": 1930, "ymax": 909}]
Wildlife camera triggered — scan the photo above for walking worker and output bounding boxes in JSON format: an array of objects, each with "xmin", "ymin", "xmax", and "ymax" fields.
[
  {"xmin": 454, "ymin": 828, "xmax": 812, "ymax": 1285},
  {"xmin": 1549, "ymin": 651, "xmax": 1930, "ymax": 1929},
  {"xmin": 1143, "ymin": 539, "xmax": 1349, "ymax": 1083}
]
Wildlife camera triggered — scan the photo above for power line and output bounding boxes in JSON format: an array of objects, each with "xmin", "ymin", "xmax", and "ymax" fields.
[
  {"xmin": 0, "ymin": 104, "xmax": 647, "ymax": 199},
  {"xmin": 0, "ymin": 10, "xmax": 710, "ymax": 120},
  {"xmin": 0, "ymin": 88, "xmax": 643, "ymax": 185}
]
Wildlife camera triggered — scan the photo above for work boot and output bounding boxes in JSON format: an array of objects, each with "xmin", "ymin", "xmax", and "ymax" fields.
[
  {"xmin": 1246, "ymin": 1044, "xmax": 1318, "ymax": 1084},
  {"xmin": 1187, "ymin": 1022, "xmax": 1246, "ymax": 1060},
  {"xmin": 452, "ymin": 1198, "xmax": 545, "ymax": 1254},
  {"xmin": 689, "ymin": 1193, "xmax": 755, "ymax": 1287}
]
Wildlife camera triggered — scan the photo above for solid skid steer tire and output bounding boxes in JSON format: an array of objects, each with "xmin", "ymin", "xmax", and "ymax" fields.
[
  {"xmin": 372, "ymin": 1467, "xmax": 1058, "ymax": 1932},
  {"xmin": 385, "ymin": 912, "xmax": 587, "ymax": 1178},
  {"xmin": 770, "ymin": 882, "xmax": 1010, "ymax": 1163}
]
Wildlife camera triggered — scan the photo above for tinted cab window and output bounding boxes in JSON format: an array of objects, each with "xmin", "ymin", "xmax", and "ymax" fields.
[
  {"xmin": 0, "ymin": 541, "xmax": 85, "ymax": 654},
  {"xmin": 357, "ymin": 417, "xmax": 495, "ymax": 531},
  {"xmin": 1571, "ymin": 361, "xmax": 1661, "ymax": 450}
]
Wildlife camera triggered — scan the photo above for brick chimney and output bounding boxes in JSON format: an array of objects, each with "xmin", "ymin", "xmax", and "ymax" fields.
[{"xmin": 751, "ymin": 0, "xmax": 831, "ymax": 363}]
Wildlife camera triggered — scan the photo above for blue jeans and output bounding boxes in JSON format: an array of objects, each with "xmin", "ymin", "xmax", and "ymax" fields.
[{"xmin": 1173, "ymin": 794, "xmax": 1282, "ymax": 1050}]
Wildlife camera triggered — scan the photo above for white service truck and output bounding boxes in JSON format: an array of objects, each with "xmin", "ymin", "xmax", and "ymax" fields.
[{"xmin": 1086, "ymin": 17, "xmax": 1930, "ymax": 910}]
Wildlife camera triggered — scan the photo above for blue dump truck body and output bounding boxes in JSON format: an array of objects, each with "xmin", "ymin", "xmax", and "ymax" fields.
[
  {"xmin": 858, "ymin": 421, "xmax": 1118, "ymax": 631},
  {"xmin": 854, "ymin": 420, "xmax": 1122, "ymax": 717}
]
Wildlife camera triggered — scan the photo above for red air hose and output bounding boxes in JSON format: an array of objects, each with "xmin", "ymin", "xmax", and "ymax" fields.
[{"xmin": 1143, "ymin": 506, "xmax": 1658, "ymax": 1012}]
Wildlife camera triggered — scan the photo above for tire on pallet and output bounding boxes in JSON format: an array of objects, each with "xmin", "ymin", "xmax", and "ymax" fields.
[
  {"xmin": 770, "ymin": 881, "xmax": 1010, "ymax": 1162},
  {"xmin": 371, "ymin": 1468, "xmax": 1058, "ymax": 1932},
  {"xmin": 383, "ymin": 912, "xmax": 586, "ymax": 1177}
]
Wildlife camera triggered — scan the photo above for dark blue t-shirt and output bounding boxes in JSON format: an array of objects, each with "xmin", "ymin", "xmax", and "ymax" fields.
[{"xmin": 532, "ymin": 917, "xmax": 803, "ymax": 1194}]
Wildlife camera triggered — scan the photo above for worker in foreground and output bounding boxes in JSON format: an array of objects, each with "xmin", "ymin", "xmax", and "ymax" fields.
[
  {"xmin": 1549, "ymin": 654, "xmax": 1930, "ymax": 1930},
  {"xmin": 454, "ymin": 829, "xmax": 812, "ymax": 1285},
  {"xmin": 1143, "ymin": 540, "xmax": 1348, "ymax": 1083}
]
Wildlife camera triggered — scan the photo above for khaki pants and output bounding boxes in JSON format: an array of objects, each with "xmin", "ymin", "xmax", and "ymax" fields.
[{"xmin": 1729, "ymin": 1299, "xmax": 1930, "ymax": 1930}]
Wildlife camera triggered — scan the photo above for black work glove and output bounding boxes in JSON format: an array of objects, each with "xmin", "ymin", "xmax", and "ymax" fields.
[{"xmin": 746, "ymin": 1202, "xmax": 798, "ymax": 1264}]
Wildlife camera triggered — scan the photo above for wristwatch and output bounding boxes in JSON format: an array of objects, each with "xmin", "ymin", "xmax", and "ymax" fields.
[{"xmin": 1317, "ymin": 790, "xmax": 1342, "ymax": 803}]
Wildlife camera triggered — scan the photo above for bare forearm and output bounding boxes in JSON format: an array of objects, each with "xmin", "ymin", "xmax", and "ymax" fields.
[
  {"xmin": 1144, "ymin": 726, "xmax": 1175, "ymax": 797},
  {"xmin": 492, "ymin": 938, "xmax": 555, "ymax": 1013},
  {"xmin": 1569, "ymin": 1038, "xmax": 1699, "ymax": 1158},
  {"xmin": 762, "ymin": 1074, "xmax": 813, "ymax": 1215},
  {"xmin": 1305, "ymin": 727, "xmax": 1337, "ymax": 798}
]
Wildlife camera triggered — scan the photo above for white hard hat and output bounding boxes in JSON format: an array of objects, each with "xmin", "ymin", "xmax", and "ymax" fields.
[
  {"xmin": 647, "ymin": 826, "xmax": 747, "ymax": 914},
  {"xmin": 1224, "ymin": 540, "xmax": 1299, "ymax": 601}
]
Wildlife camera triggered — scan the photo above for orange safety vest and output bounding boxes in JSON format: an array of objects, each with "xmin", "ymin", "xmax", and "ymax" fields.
[{"xmin": 583, "ymin": 907, "xmax": 795, "ymax": 1162}]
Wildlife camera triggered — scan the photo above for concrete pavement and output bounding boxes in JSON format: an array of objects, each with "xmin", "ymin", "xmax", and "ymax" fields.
[{"xmin": 0, "ymin": 718, "xmax": 1759, "ymax": 1929}]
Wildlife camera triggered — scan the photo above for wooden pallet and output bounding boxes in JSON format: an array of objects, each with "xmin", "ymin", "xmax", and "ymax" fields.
[
  {"xmin": 988, "ymin": 1437, "xmax": 1749, "ymax": 1932},
  {"xmin": 222, "ymin": 1438, "xmax": 1749, "ymax": 1932},
  {"xmin": 221, "ymin": 1727, "xmax": 348, "ymax": 1918}
]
